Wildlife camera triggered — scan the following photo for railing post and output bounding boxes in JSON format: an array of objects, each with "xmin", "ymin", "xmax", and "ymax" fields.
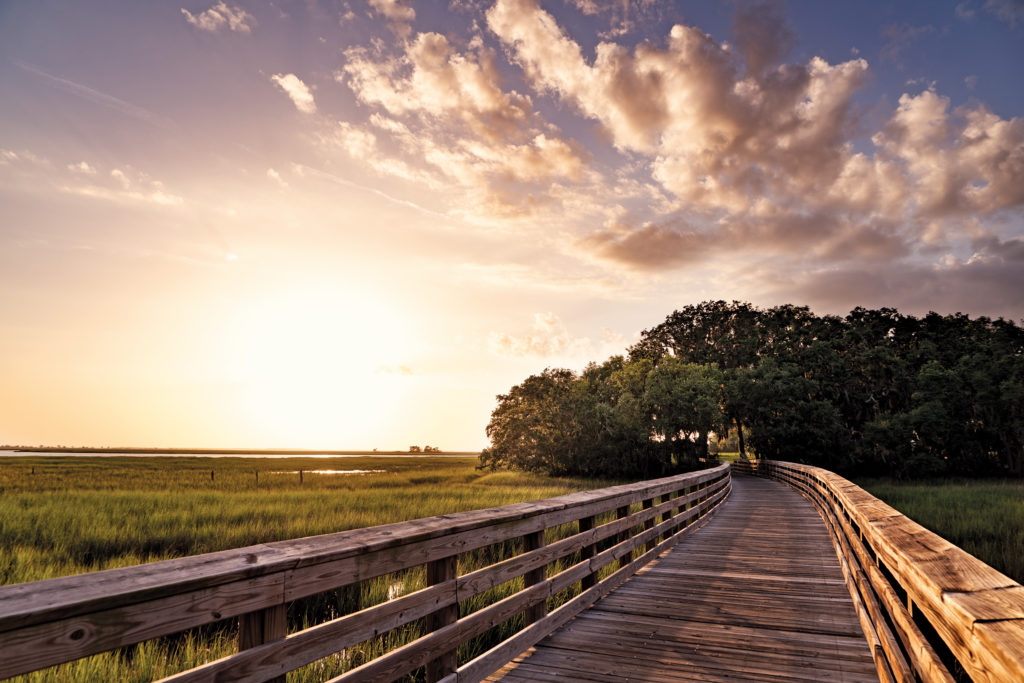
[
  {"xmin": 238, "ymin": 605, "xmax": 287, "ymax": 683},
  {"xmin": 523, "ymin": 530, "xmax": 546, "ymax": 624},
  {"xmin": 425, "ymin": 556, "xmax": 458, "ymax": 682},
  {"xmin": 616, "ymin": 505, "xmax": 630, "ymax": 569},
  {"xmin": 643, "ymin": 498, "xmax": 656, "ymax": 552},
  {"xmin": 579, "ymin": 515, "xmax": 597, "ymax": 589},
  {"xmin": 659, "ymin": 493, "xmax": 672, "ymax": 542}
]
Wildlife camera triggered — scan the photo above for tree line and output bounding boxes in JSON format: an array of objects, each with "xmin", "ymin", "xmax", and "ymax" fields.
[{"xmin": 480, "ymin": 301, "xmax": 1024, "ymax": 479}]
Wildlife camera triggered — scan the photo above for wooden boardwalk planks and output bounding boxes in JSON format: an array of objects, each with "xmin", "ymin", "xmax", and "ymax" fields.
[{"xmin": 490, "ymin": 475, "xmax": 879, "ymax": 682}]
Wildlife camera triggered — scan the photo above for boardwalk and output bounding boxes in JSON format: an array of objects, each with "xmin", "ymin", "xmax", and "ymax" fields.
[{"xmin": 491, "ymin": 475, "xmax": 879, "ymax": 682}]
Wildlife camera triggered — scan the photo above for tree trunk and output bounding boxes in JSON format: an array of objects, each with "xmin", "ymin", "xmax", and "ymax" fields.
[{"xmin": 737, "ymin": 419, "xmax": 746, "ymax": 458}]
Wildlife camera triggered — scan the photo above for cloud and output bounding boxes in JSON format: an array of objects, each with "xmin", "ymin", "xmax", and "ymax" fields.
[
  {"xmin": 580, "ymin": 220, "xmax": 712, "ymax": 269},
  {"xmin": 271, "ymin": 73, "xmax": 317, "ymax": 114},
  {"xmin": 956, "ymin": 3, "xmax": 976, "ymax": 20},
  {"xmin": 488, "ymin": 312, "xmax": 594, "ymax": 358},
  {"xmin": 16, "ymin": 62, "xmax": 172, "ymax": 128},
  {"xmin": 266, "ymin": 168, "xmax": 288, "ymax": 188},
  {"xmin": 581, "ymin": 211, "xmax": 912, "ymax": 271},
  {"xmin": 376, "ymin": 364, "xmax": 415, "ymax": 375},
  {"xmin": 488, "ymin": 312, "xmax": 633, "ymax": 362},
  {"xmin": 486, "ymin": 0, "xmax": 870, "ymax": 206},
  {"xmin": 337, "ymin": 31, "xmax": 588, "ymax": 217},
  {"xmin": 62, "ymin": 168, "xmax": 184, "ymax": 206},
  {"xmin": 873, "ymin": 90, "xmax": 1024, "ymax": 216},
  {"xmin": 731, "ymin": 1, "xmax": 796, "ymax": 78},
  {"xmin": 293, "ymin": 163, "xmax": 448, "ymax": 218},
  {"xmin": 480, "ymin": 0, "xmax": 1024, "ymax": 281},
  {"xmin": 984, "ymin": 0, "xmax": 1024, "ymax": 27},
  {"xmin": 368, "ymin": 0, "xmax": 415, "ymax": 38},
  {"xmin": 331, "ymin": 121, "xmax": 378, "ymax": 159},
  {"xmin": 768, "ymin": 257, "xmax": 1024, "ymax": 320},
  {"xmin": 68, "ymin": 161, "xmax": 96, "ymax": 175},
  {"xmin": 2, "ymin": 149, "xmax": 184, "ymax": 207},
  {"xmin": 880, "ymin": 23, "xmax": 935, "ymax": 64},
  {"xmin": 565, "ymin": 0, "xmax": 660, "ymax": 38},
  {"xmin": 342, "ymin": 33, "xmax": 533, "ymax": 140},
  {"xmin": 181, "ymin": 2, "xmax": 255, "ymax": 33}
]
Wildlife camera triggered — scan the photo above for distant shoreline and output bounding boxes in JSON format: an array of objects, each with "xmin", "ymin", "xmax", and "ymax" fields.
[{"xmin": 4, "ymin": 447, "xmax": 482, "ymax": 456}]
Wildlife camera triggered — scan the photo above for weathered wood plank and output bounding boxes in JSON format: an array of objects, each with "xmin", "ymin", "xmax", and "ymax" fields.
[
  {"xmin": 157, "ymin": 582, "xmax": 457, "ymax": 683},
  {"xmin": 426, "ymin": 556, "xmax": 458, "ymax": 682},
  {"xmin": 578, "ymin": 515, "xmax": 596, "ymax": 590},
  {"xmin": 521, "ymin": 531, "xmax": 546, "ymax": 625},
  {"xmin": 0, "ymin": 572, "xmax": 285, "ymax": 680},
  {"xmin": 0, "ymin": 465, "xmax": 728, "ymax": 636},
  {"xmin": 0, "ymin": 464, "xmax": 730, "ymax": 681},
  {"xmin": 238, "ymin": 603, "xmax": 287, "ymax": 683},
  {"xmin": 770, "ymin": 461, "xmax": 1024, "ymax": 683},
  {"xmin": 817, "ymin": 475, "xmax": 955, "ymax": 683},
  {"xmin": 490, "ymin": 476, "xmax": 878, "ymax": 683}
]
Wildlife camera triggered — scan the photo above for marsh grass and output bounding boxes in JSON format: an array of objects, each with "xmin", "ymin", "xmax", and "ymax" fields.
[
  {"xmin": 0, "ymin": 455, "xmax": 616, "ymax": 681},
  {"xmin": 855, "ymin": 477, "xmax": 1024, "ymax": 585}
]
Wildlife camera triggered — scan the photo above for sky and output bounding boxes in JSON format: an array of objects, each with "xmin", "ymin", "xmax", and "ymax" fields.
[{"xmin": 1, "ymin": 0, "xmax": 1022, "ymax": 451}]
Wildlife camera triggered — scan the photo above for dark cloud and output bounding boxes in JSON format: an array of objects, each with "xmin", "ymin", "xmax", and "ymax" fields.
[
  {"xmin": 814, "ymin": 221, "xmax": 912, "ymax": 262},
  {"xmin": 580, "ymin": 220, "xmax": 712, "ymax": 269},
  {"xmin": 768, "ymin": 259, "xmax": 1024, "ymax": 320},
  {"xmin": 969, "ymin": 235, "xmax": 1024, "ymax": 262},
  {"xmin": 731, "ymin": 1, "xmax": 797, "ymax": 79},
  {"xmin": 338, "ymin": 0, "xmax": 1023, "ymax": 313}
]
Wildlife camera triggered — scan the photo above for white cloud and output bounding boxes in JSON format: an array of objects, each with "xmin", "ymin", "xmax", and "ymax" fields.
[
  {"xmin": 368, "ymin": 0, "xmax": 415, "ymax": 38},
  {"xmin": 488, "ymin": 312, "xmax": 631, "ymax": 361},
  {"xmin": 481, "ymin": 0, "xmax": 1023, "ymax": 281},
  {"xmin": 2, "ymin": 150, "xmax": 183, "ymax": 206},
  {"xmin": 181, "ymin": 2, "xmax": 255, "ymax": 33},
  {"xmin": 342, "ymin": 33, "xmax": 533, "ymax": 139},
  {"xmin": 488, "ymin": 312, "xmax": 594, "ymax": 358},
  {"xmin": 70, "ymin": 167, "xmax": 184, "ymax": 206},
  {"xmin": 337, "ymin": 32, "xmax": 589, "ymax": 218},
  {"xmin": 67, "ymin": 161, "xmax": 96, "ymax": 175},
  {"xmin": 266, "ymin": 168, "xmax": 288, "ymax": 188},
  {"xmin": 874, "ymin": 90, "xmax": 1024, "ymax": 216},
  {"xmin": 271, "ymin": 73, "xmax": 317, "ymax": 114},
  {"xmin": 331, "ymin": 121, "xmax": 378, "ymax": 158}
]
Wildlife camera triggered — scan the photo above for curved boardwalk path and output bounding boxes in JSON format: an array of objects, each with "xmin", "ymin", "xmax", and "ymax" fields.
[{"xmin": 490, "ymin": 475, "xmax": 879, "ymax": 682}]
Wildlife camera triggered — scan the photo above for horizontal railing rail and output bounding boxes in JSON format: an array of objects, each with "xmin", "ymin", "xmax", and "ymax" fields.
[
  {"xmin": 736, "ymin": 459, "xmax": 1024, "ymax": 683},
  {"xmin": 0, "ymin": 463, "xmax": 730, "ymax": 682}
]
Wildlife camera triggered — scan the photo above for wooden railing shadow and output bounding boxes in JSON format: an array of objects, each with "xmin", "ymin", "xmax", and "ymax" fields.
[
  {"xmin": 0, "ymin": 464, "xmax": 730, "ymax": 682},
  {"xmin": 741, "ymin": 459, "xmax": 1024, "ymax": 683}
]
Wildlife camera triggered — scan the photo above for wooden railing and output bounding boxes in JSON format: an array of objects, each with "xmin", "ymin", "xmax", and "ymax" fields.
[
  {"xmin": 0, "ymin": 464, "xmax": 730, "ymax": 682},
  {"xmin": 736, "ymin": 459, "xmax": 1024, "ymax": 683}
]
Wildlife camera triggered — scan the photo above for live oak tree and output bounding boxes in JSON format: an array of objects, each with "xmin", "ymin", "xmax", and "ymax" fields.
[{"xmin": 483, "ymin": 301, "xmax": 1024, "ymax": 479}]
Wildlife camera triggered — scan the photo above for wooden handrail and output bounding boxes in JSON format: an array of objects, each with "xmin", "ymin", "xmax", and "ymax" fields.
[
  {"xmin": 0, "ymin": 463, "xmax": 730, "ymax": 682},
  {"xmin": 740, "ymin": 460, "xmax": 1024, "ymax": 683}
]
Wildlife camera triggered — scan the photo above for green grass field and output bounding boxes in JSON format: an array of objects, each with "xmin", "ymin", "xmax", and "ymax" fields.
[
  {"xmin": 854, "ymin": 477, "xmax": 1024, "ymax": 585},
  {"xmin": 0, "ymin": 455, "xmax": 615, "ymax": 681}
]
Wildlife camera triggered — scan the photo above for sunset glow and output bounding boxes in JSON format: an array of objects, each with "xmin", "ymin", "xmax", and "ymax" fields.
[{"xmin": 1, "ymin": 1, "xmax": 1022, "ymax": 450}]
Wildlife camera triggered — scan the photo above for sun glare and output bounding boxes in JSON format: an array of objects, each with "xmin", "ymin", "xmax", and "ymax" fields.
[{"xmin": 217, "ymin": 283, "xmax": 416, "ymax": 446}]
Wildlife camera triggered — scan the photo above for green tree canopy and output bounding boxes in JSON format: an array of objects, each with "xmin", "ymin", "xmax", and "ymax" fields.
[{"xmin": 483, "ymin": 301, "xmax": 1024, "ymax": 479}]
